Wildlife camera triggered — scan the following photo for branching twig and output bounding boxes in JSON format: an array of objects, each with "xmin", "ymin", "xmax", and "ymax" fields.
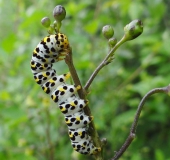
[
  {"xmin": 111, "ymin": 85, "xmax": 170, "ymax": 160},
  {"xmin": 84, "ymin": 19, "xmax": 143, "ymax": 91}
]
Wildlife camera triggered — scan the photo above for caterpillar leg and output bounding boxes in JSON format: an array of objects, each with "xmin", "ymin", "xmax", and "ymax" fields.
[
  {"xmin": 60, "ymin": 52, "xmax": 68, "ymax": 56},
  {"xmin": 76, "ymin": 85, "xmax": 81, "ymax": 91},
  {"xmin": 65, "ymin": 72, "xmax": 71, "ymax": 80},
  {"xmin": 56, "ymin": 48, "xmax": 71, "ymax": 62}
]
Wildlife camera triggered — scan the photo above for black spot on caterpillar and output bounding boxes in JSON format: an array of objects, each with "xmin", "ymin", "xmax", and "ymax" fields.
[{"xmin": 30, "ymin": 33, "xmax": 101, "ymax": 155}]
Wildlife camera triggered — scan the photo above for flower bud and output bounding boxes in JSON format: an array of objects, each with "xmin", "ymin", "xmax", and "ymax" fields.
[
  {"xmin": 41, "ymin": 17, "xmax": 51, "ymax": 28},
  {"xmin": 53, "ymin": 5, "xmax": 66, "ymax": 22},
  {"xmin": 124, "ymin": 19, "xmax": 143, "ymax": 41},
  {"xmin": 108, "ymin": 37, "xmax": 117, "ymax": 48},
  {"xmin": 102, "ymin": 25, "xmax": 114, "ymax": 39}
]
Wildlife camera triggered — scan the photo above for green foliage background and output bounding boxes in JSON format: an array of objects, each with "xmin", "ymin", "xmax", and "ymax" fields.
[{"xmin": 0, "ymin": 0, "xmax": 170, "ymax": 160}]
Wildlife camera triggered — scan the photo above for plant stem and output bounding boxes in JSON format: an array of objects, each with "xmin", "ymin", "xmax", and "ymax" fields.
[
  {"xmin": 84, "ymin": 36, "xmax": 127, "ymax": 91},
  {"xmin": 65, "ymin": 48, "xmax": 103, "ymax": 159},
  {"xmin": 111, "ymin": 85, "xmax": 170, "ymax": 160}
]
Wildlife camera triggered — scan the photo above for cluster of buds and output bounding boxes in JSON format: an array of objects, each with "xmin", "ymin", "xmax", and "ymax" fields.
[
  {"xmin": 41, "ymin": 5, "xmax": 66, "ymax": 34},
  {"xmin": 102, "ymin": 19, "xmax": 143, "ymax": 48},
  {"xmin": 102, "ymin": 25, "xmax": 117, "ymax": 48}
]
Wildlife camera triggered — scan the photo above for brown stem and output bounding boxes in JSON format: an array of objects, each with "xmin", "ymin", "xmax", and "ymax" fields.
[
  {"xmin": 64, "ymin": 48, "xmax": 103, "ymax": 160},
  {"xmin": 111, "ymin": 85, "xmax": 170, "ymax": 160}
]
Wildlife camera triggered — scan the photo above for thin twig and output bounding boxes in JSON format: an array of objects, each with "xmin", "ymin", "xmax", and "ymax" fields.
[
  {"xmin": 84, "ymin": 36, "xmax": 127, "ymax": 91},
  {"xmin": 64, "ymin": 48, "xmax": 103, "ymax": 160},
  {"xmin": 111, "ymin": 85, "xmax": 170, "ymax": 160}
]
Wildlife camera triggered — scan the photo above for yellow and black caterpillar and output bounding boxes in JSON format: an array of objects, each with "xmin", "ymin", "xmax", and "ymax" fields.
[{"xmin": 30, "ymin": 33, "xmax": 101, "ymax": 155}]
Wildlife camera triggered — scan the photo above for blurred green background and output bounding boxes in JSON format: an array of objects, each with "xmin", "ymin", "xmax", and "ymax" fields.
[{"xmin": 0, "ymin": 0, "xmax": 170, "ymax": 160}]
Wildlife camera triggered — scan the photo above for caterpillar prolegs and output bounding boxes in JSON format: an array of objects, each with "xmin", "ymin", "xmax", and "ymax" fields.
[{"xmin": 30, "ymin": 33, "xmax": 101, "ymax": 155}]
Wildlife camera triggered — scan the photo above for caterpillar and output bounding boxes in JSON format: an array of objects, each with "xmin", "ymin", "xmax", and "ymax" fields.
[{"xmin": 30, "ymin": 33, "xmax": 101, "ymax": 155}]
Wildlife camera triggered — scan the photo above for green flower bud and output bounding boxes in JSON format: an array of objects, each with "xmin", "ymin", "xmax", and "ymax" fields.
[
  {"xmin": 124, "ymin": 19, "xmax": 143, "ymax": 41},
  {"xmin": 108, "ymin": 37, "xmax": 117, "ymax": 48},
  {"xmin": 53, "ymin": 5, "xmax": 66, "ymax": 22},
  {"xmin": 102, "ymin": 25, "xmax": 114, "ymax": 39},
  {"xmin": 41, "ymin": 17, "xmax": 51, "ymax": 28}
]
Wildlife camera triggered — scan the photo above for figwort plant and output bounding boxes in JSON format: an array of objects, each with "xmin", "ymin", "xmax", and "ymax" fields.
[{"xmin": 36, "ymin": 5, "xmax": 170, "ymax": 160}]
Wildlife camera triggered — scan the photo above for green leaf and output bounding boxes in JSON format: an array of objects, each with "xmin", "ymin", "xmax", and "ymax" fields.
[{"xmin": 84, "ymin": 19, "xmax": 99, "ymax": 34}]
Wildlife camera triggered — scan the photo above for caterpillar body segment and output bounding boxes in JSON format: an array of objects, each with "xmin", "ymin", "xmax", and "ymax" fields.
[{"xmin": 59, "ymin": 98, "xmax": 88, "ymax": 115}]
